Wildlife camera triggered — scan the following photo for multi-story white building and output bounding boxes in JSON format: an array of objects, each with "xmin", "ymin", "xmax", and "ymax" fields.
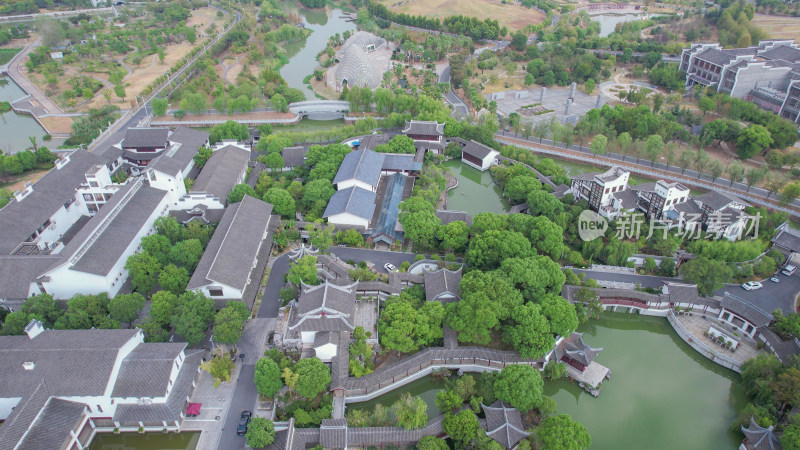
[{"xmin": 680, "ymin": 40, "xmax": 800, "ymax": 123}]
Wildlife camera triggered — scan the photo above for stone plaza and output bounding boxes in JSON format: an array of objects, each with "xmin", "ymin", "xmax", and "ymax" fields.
[{"xmin": 486, "ymin": 83, "xmax": 609, "ymax": 125}]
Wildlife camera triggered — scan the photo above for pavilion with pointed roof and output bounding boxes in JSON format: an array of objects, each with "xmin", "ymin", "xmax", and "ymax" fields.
[
  {"xmin": 554, "ymin": 332, "xmax": 603, "ymax": 373},
  {"xmin": 481, "ymin": 401, "xmax": 530, "ymax": 449},
  {"xmin": 741, "ymin": 417, "xmax": 782, "ymax": 450}
]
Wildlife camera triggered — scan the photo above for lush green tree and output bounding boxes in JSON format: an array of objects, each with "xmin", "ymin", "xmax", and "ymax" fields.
[
  {"xmin": 293, "ymin": 357, "xmax": 331, "ymax": 399},
  {"xmin": 149, "ymin": 291, "xmax": 178, "ymax": 327},
  {"xmin": 782, "ymin": 423, "xmax": 800, "ymax": 450},
  {"xmin": 466, "ymin": 230, "xmax": 531, "ymax": 270},
  {"xmin": 379, "ymin": 300, "xmax": 444, "ymax": 353},
  {"xmin": 527, "ymin": 190, "xmax": 563, "ymax": 220},
  {"xmin": 125, "ymin": 252, "xmax": 162, "ymax": 295},
  {"xmin": 108, "ymin": 293, "xmax": 145, "ymax": 326},
  {"xmin": 737, "ymin": 125, "xmax": 773, "ymax": 159},
  {"xmin": 141, "ymin": 233, "xmax": 172, "ymax": 266},
  {"xmin": 1, "ymin": 311, "xmax": 32, "ymax": 335},
  {"xmin": 254, "ymin": 357, "xmax": 283, "ymax": 397},
  {"xmin": 288, "ymin": 255, "xmax": 319, "ymax": 286},
  {"xmin": 679, "ymin": 256, "xmax": 732, "ymax": 296},
  {"xmin": 659, "ymin": 257, "xmax": 676, "ymax": 277},
  {"xmin": 529, "ymin": 216, "xmax": 564, "ymax": 260},
  {"xmin": 438, "ymin": 220, "xmax": 470, "ymax": 252},
  {"xmin": 442, "ymin": 410, "xmax": 480, "ymax": 444},
  {"xmin": 169, "ymin": 238, "xmax": 204, "ymax": 272},
  {"xmin": 263, "ymin": 188, "xmax": 296, "ymax": 218},
  {"xmin": 436, "ymin": 389, "xmax": 464, "ymax": 415},
  {"xmin": 18, "ymin": 293, "xmax": 63, "ymax": 327},
  {"xmin": 470, "ymin": 212, "xmax": 509, "ymax": 234},
  {"xmin": 446, "ymin": 291, "xmax": 501, "ymax": 345},
  {"xmin": 540, "ymin": 294, "xmax": 578, "ymax": 337},
  {"xmin": 154, "ymin": 216, "xmax": 182, "ymax": 244},
  {"xmin": 393, "ymin": 393, "xmax": 428, "ymax": 430},
  {"xmin": 171, "ymin": 291, "xmax": 216, "ymax": 347},
  {"xmin": 375, "ymin": 135, "xmax": 416, "ymax": 154},
  {"xmin": 780, "ymin": 182, "xmax": 800, "ymax": 205},
  {"xmin": 501, "ymin": 256, "xmax": 565, "ymax": 302},
  {"xmin": 228, "ymin": 184, "xmax": 257, "ymax": 204},
  {"xmin": 590, "ymin": 134, "xmax": 608, "ymax": 155},
  {"xmin": 271, "ymin": 93, "xmax": 288, "ymax": 112},
  {"xmin": 494, "ymin": 364, "xmax": 543, "ymax": 412},
  {"xmin": 209, "ymin": 120, "xmax": 249, "ymax": 144},
  {"xmin": 152, "ymin": 97, "xmax": 168, "ymax": 117},
  {"xmin": 213, "ymin": 301, "xmax": 249, "ymax": 346},
  {"xmin": 139, "ymin": 318, "xmax": 169, "ymax": 342},
  {"xmin": 543, "ymin": 361, "xmax": 567, "ymax": 380},
  {"xmin": 336, "ymin": 228, "xmax": 365, "ymax": 247},
  {"xmin": 503, "ymin": 303, "xmax": 555, "ymax": 359},
  {"xmin": 200, "ymin": 353, "xmax": 235, "ymax": 387},
  {"xmin": 536, "ymin": 414, "xmax": 591, "ymax": 450},
  {"xmin": 159, "ymin": 264, "xmax": 189, "ymax": 295},
  {"xmin": 417, "ymin": 435, "xmax": 450, "ymax": 450},
  {"xmin": 301, "ymin": 179, "xmax": 335, "ymax": 212},
  {"xmin": 308, "ymin": 220, "xmax": 335, "ymax": 251},
  {"xmin": 399, "ymin": 208, "xmax": 441, "ymax": 248},
  {"xmin": 504, "ymin": 175, "xmax": 541, "ymax": 204},
  {"xmin": 245, "ymin": 417, "xmax": 275, "ymax": 448}
]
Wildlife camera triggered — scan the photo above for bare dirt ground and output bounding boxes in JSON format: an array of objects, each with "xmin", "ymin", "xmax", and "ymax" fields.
[
  {"xmin": 381, "ymin": 0, "xmax": 547, "ymax": 30},
  {"xmin": 753, "ymin": 14, "xmax": 800, "ymax": 41},
  {"xmin": 38, "ymin": 116, "xmax": 74, "ymax": 134}
]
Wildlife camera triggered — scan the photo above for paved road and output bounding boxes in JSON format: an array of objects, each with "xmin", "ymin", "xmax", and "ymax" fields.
[
  {"xmin": 217, "ymin": 364, "xmax": 255, "ymax": 450},
  {"xmin": 438, "ymin": 66, "xmax": 469, "ymax": 120},
  {"xmin": 6, "ymin": 40, "xmax": 63, "ymax": 116},
  {"xmin": 257, "ymin": 248, "xmax": 417, "ymax": 319},
  {"xmin": 578, "ymin": 268, "xmax": 800, "ymax": 316}
]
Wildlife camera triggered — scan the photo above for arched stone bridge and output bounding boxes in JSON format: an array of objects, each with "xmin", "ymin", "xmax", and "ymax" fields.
[{"xmin": 288, "ymin": 100, "xmax": 350, "ymax": 118}]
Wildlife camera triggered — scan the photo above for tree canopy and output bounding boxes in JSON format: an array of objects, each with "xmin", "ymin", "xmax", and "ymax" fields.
[{"xmin": 494, "ymin": 364, "xmax": 544, "ymax": 412}]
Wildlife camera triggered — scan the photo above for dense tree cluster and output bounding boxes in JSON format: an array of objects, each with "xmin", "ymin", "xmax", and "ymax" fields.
[{"xmin": 366, "ymin": 0, "xmax": 500, "ymax": 40}]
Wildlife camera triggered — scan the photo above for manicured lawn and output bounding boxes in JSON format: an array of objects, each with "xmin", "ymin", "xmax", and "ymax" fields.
[{"xmin": 0, "ymin": 48, "xmax": 21, "ymax": 66}]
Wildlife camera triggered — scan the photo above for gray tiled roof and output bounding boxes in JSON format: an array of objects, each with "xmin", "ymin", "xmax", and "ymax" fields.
[
  {"xmin": 721, "ymin": 292, "xmax": 772, "ymax": 328},
  {"xmin": 772, "ymin": 223, "xmax": 800, "ymax": 252},
  {"xmin": 16, "ymin": 398, "xmax": 86, "ymax": 450},
  {"xmin": 190, "ymin": 145, "xmax": 250, "ymax": 203},
  {"xmin": 673, "ymin": 199, "xmax": 703, "ymax": 216},
  {"xmin": 111, "ymin": 343, "xmax": 187, "ymax": 398},
  {"xmin": 741, "ymin": 417, "xmax": 781, "ymax": 450},
  {"xmin": 402, "ymin": 120, "xmax": 444, "ymax": 136},
  {"xmin": 289, "ymin": 282, "xmax": 356, "ymax": 332},
  {"xmin": 69, "ymin": 183, "xmax": 168, "ymax": 276},
  {"xmin": 423, "ymin": 267, "xmax": 462, "ymax": 301},
  {"xmin": 122, "ymin": 127, "xmax": 170, "ymax": 149},
  {"xmin": 665, "ymin": 282, "xmax": 701, "ymax": 304},
  {"xmin": 0, "ymin": 150, "xmax": 104, "ymax": 254},
  {"xmin": 333, "ymin": 148, "xmax": 384, "ymax": 187},
  {"xmin": 381, "ymin": 153, "xmax": 422, "ymax": 172},
  {"xmin": 612, "ymin": 189, "xmax": 639, "ymax": 209},
  {"xmin": 166, "ymin": 127, "xmax": 210, "ymax": 170},
  {"xmin": 482, "ymin": 401, "xmax": 529, "ymax": 449},
  {"xmin": 0, "ymin": 382, "xmax": 50, "ymax": 450},
  {"xmin": 760, "ymin": 45, "xmax": 800, "ymax": 64},
  {"xmin": 694, "ymin": 190, "xmax": 749, "ymax": 211},
  {"xmin": 282, "ymin": 146, "xmax": 308, "ymax": 168},
  {"xmin": 187, "ymin": 195, "xmax": 274, "ymax": 291},
  {"xmin": 696, "ymin": 48, "xmax": 736, "ymax": 65},
  {"xmin": 0, "ymin": 328, "xmax": 140, "ymax": 398},
  {"xmin": 436, "ymin": 210, "xmax": 472, "ymax": 226},
  {"xmin": 320, "ymin": 418, "xmax": 348, "ymax": 449},
  {"xmin": 113, "ymin": 349, "xmax": 203, "ymax": 423},
  {"xmin": 554, "ymin": 332, "xmax": 603, "ymax": 367},
  {"xmin": 150, "ymin": 154, "xmax": 184, "ymax": 176},
  {"xmin": 461, "ymin": 140, "xmax": 497, "ymax": 160},
  {"xmin": 0, "ymin": 255, "xmax": 61, "ymax": 300},
  {"xmin": 631, "ymin": 182, "xmax": 657, "ymax": 193},
  {"xmin": 323, "ymin": 187, "xmax": 377, "ymax": 221}
]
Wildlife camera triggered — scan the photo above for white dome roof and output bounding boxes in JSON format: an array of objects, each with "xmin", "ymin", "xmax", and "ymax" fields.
[
  {"xmin": 334, "ymin": 45, "xmax": 380, "ymax": 89},
  {"xmin": 338, "ymin": 31, "xmax": 386, "ymax": 55}
]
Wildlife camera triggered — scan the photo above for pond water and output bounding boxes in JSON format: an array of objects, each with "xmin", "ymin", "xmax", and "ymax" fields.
[
  {"xmin": 347, "ymin": 376, "xmax": 447, "ymax": 418},
  {"xmin": 88, "ymin": 431, "xmax": 200, "ymax": 450},
  {"xmin": 0, "ymin": 76, "xmax": 49, "ymax": 154},
  {"xmin": 441, "ymin": 159, "xmax": 508, "ymax": 215},
  {"xmin": 346, "ymin": 312, "xmax": 744, "ymax": 449},
  {"xmin": 279, "ymin": 4, "xmax": 356, "ymax": 101},
  {"xmin": 591, "ymin": 13, "xmax": 657, "ymax": 37}
]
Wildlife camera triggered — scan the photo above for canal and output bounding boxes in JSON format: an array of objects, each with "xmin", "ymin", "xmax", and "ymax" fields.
[
  {"xmin": 441, "ymin": 159, "xmax": 509, "ymax": 215},
  {"xmin": 279, "ymin": 4, "xmax": 355, "ymax": 101},
  {"xmin": 0, "ymin": 75, "xmax": 49, "ymax": 154},
  {"xmin": 88, "ymin": 431, "xmax": 200, "ymax": 450},
  {"xmin": 345, "ymin": 312, "xmax": 744, "ymax": 449}
]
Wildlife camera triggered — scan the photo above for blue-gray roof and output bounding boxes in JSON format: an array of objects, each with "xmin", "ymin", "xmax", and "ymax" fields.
[
  {"xmin": 371, "ymin": 173, "xmax": 406, "ymax": 243},
  {"xmin": 333, "ymin": 149, "xmax": 385, "ymax": 187},
  {"xmin": 324, "ymin": 187, "xmax": 376, "ymax": 220},
  {"xmin": 381, "ymin": 154, "xmax": 422, "ymax": 172}
]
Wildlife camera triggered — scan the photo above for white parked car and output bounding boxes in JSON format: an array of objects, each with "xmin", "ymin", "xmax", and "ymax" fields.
[
  {"xmin": 384, "ymin": 263, "xmax": 398, "ymax": 273},
  {"xmin": 741, "ymin": 281, "xmax": 763, "ymax": 291},
  {"xmin": 770, "ymin": 276, "xmax": 780, "ymax": 283},
  {"xmin": 782, "ymin": 265, "xmax": 797, "ymax": 276}
]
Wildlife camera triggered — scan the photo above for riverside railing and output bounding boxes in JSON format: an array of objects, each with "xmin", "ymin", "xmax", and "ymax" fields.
[{"xmin": 666, "ymin": 310, "xmax": 742, "ymax": 372}]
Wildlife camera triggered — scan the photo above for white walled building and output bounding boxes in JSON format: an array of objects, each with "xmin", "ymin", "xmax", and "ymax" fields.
[
  {"xmin": 0, "ymin": 322, "xmax": 203, "ymax": 449},
  {"xmin": 461, "ymin": 140, "xmax": 499, "ymax": 171},
  {"xmin": 285, "ymin": 281, "xmax": 356, "ymax": 362}
]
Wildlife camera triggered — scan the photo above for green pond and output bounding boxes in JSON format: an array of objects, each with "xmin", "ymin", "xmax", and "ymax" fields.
[
  {"xmin": 441, "ymin": 160, "xmax": 508, "ymax": 215},
  {"xmin": 88, "ymin": 432, "xmax": 199, "ymax": 450},
  {"xmin": 347, "ymin": 312, "xmax": 745, "ymax": 449}
]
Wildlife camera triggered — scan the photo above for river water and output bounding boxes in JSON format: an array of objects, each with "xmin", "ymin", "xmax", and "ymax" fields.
[
  {"xmin": 591, "ymin": 13, "xmax": 657, "ymax": 37},
  {"xmin": 346, "ymin": 312, "xmax": 744, "ymax": 449},
  {"xmin": 442, "ymin": 159, "xmax": 509, "ymax": 215},
  {"xmin": 0, "ymin": 75, "xmax": 48, "ymax": 154},
  {"xmin": 279, "ymin": 5, "xmax": 355, "ymax": 101}
]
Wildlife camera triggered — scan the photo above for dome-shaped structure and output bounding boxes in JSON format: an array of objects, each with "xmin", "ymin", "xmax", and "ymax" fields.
[
  {"xmin": 334, "ymin": 45, "xmax": 379, "ymax": 89},
  {"xmin": 337, "ymin": 31, "xmax": 387, "ymax": 57}
]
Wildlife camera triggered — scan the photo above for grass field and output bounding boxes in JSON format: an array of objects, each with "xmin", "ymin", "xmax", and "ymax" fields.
[
  {"xmin": 753, "ymin": 14, "xmax": 800, "ymax": 41},
  {"xmin": 0, "ymin": 48, "xmax": 21, "ymax": 65},
  {"xmin": 381, "ymin": 0, "xmax": 546, "ymax": 30}
]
